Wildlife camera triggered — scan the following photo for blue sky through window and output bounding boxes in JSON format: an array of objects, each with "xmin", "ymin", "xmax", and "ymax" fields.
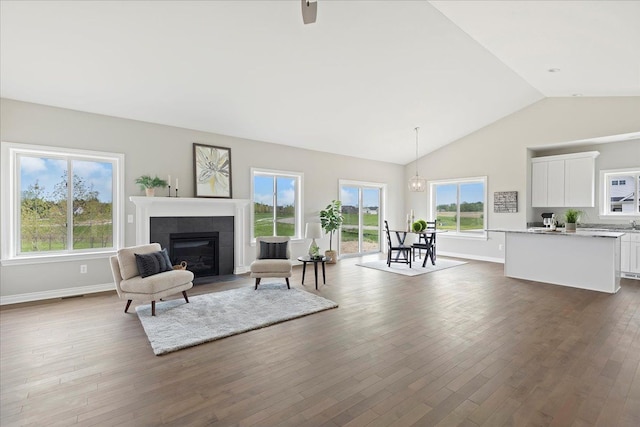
[
  {"xmin": 20, "ymin": 156, "xmax": 113, "ymax": 203},
  {"xmin": 436, "ymin": 182, "xmax": 484, "ymax": 205},
  {"xmin": 340, "ymin": 187, "xmax": 379, "ymax": 207},
  {"xmin": 254, "ymin": 175, "xmax": 296, "ymax": 206}
]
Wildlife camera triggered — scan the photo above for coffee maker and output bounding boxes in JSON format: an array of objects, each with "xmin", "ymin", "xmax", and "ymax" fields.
[{"xmin": 542, "ymin": 212, "xmax": 557, "ymax": 230}]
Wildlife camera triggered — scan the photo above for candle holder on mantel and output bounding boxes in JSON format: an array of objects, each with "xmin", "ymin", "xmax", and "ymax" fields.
[
  {"xmin": 167, "ymin": 185, "xmax": 171, "ymax": 197},
  {"xmin": 175, "ymin": 188, "xmax": 179, "ymax": 198}
]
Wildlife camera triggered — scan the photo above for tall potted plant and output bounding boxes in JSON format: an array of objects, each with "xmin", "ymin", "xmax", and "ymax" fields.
[
  {"xmin": 320, "ymin": 200, "xmax": 343, "ymax": 264},
  {"xmin": 135, "ymin": 175, "xmax": 168, "ymax": 197},
  {"xmin": 564, "ymin": 208, "xmax": 581, "ymax": 232}
]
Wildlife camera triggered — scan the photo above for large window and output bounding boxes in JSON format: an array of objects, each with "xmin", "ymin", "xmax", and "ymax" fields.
[
  {"xmin": 251, "ymin": 168, "xmax": 303, "ymax": 239},
  {"xmin": 430, "ymin": 176, "xmax": 487, "ymax": 237},
  {"xmin": 601, "ymin": 168, "xmax": 639, "ymax": 216},
  {"xmin": 1, "ymin": 142, "xmax": 124, "ymax": 263}
]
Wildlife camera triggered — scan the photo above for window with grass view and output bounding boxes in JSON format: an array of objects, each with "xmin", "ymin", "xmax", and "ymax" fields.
[
  {"xmin": 1, "ymin": 142, "xmax": 123, "ymax": 260},
  {"xmin": 430, "ymin": 177, "xmax": 486, "ymax": 236},
  {"xmin": 252, "ymin": 170, "xmax": 302, "ymax": 238}
]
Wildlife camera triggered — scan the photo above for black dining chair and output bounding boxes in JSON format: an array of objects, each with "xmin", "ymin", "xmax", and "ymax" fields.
[
  {"xmin": 412, "ymin": 221, "xmax": 436, "ymax": 263},
  {"xmin": 384, "ymin": 220, "xmax": 411, "ymax": 268}
]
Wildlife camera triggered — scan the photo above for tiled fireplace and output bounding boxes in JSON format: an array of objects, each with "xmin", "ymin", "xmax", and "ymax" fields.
[
  {"xmin": 129, "ymin": 197, "xmax": 250, "ymax": 274},
  {"xmin": 151, "ymin": 219, "xmax": 230, "ymax": 277}
]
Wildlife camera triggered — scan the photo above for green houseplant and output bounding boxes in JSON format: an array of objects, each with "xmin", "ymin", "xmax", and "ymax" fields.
[
  {"xmin": 319, "ymin": 200, "xmax": 344, "ymax": 264},
  {"xmin": 564, "ymin": 208, "xmax": 581, "ymax": 232},
  {"xmin": 135, "ymin": 175, "xmax": 168, "ymax": 197}
]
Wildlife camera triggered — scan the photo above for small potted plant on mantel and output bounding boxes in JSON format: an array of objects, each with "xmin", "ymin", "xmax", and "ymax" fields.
[
  {"xmin": 319, "ymin": 200, "xmax": 344, "ymax": 264},
  {"xmin": 564, "ymin": 208, "xmax": 581, "ymax": 232},
  {"xmin": 135, "ymin": 175, "xmax": 168, "ymax": 197}
]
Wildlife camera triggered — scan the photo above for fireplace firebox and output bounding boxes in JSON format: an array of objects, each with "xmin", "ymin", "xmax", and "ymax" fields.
[
  {"xmin": 150, "ymin": 216, "xmax": 234, "ymax": 278},
  {"xmin": 169, "ymin": 232, "xmax": 219, "ymax": 278}
]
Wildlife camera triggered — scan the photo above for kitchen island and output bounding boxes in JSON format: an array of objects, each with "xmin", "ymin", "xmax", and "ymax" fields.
[{"xmin": 488, "ymin": 228, "xmax": 625, "ymax": 293}]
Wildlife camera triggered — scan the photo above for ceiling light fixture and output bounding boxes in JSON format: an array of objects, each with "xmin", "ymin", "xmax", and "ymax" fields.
[
  {"xmin": 408, "ymin": 127, "xmax": 426, "ymax": 192},
  {"xmin": 302, "ymin": 0, "xmax": 317, "ymax": 24},
  {"xmin": 547, "ymin": 68, "xmax": 561, "ymax": 73}
]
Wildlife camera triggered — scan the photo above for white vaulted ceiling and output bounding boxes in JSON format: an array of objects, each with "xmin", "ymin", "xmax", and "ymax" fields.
[{"xmin": 1, "ymin": 1, "xmax": 638, "ymax": 164}]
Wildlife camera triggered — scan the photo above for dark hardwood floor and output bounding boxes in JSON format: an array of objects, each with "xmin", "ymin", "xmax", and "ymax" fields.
[{"xmin": 1, "ymin": 256, "xmax": 639, "ymax": 426}]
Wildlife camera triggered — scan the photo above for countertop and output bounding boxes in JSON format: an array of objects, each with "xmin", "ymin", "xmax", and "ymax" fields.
[{"xmin": 487, "ymin": 228, "xmax": 626, "ymax": 238}]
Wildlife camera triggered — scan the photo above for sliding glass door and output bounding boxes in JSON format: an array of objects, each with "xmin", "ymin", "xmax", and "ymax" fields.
[{"xmin": 339, "ymin": 181, "xmax": 383, "ymax": 257}]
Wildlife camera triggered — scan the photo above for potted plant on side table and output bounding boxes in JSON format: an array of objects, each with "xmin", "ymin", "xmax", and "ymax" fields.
[
  {"xmin": 320, "ymin": 200, "xmax": 344, "ymax": 264},
  {"xmin": 564, "ymin": 208, "xmax": 581, "ymax": 232},
  {"xmin": 135, "ymin": 175, "xmax": 168, "ymax": 197}
]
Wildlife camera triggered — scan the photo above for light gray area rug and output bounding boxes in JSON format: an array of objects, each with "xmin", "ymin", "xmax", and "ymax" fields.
[
  {"xmin": 356, "ymin": 258, "xmax": 467, "ymax": 276},
  {"xmin": 136, "ymin": 283, "xmax": 338, "ymax": 355}
]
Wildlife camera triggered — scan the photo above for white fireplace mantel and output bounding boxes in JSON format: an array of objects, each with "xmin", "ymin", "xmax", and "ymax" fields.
[{"xmin": 129, "ymin": 196, "xmax": 251, "ymax": 274}]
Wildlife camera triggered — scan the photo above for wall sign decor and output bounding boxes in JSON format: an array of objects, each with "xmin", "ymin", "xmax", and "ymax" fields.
[
  {"xmin": 494, "ymin": 191, "xmax": 517, "ymax": 213},
  {"xmin": 193, "ymin": 143, "xmax": 232, "ymax": 198}
]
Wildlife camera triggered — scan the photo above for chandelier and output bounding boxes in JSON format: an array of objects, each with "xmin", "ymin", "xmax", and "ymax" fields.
[{"xmin": 408, "ymin": 127, "xmax": 426, "ymax": 192}]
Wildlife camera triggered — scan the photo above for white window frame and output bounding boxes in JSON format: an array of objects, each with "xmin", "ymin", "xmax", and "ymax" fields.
[
  {"xmin": 600, "ymin": 168, "xmax": 640, "ymax": 218},
  {"xmin": 429, "ymin": 176, "xmax": 488, "ymax": 239},
  {"xmin": 1, "ymin": 142, "xmax": 125, "ymax": 265},
  {"xmin": 250, "ymin": 168, "xmax": 304, "ymax": 242}
]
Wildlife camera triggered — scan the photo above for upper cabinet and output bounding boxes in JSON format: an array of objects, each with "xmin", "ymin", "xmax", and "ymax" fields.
[{"xmin": 531, "ymin": 151, "xmax": 600, "ymax": 207}]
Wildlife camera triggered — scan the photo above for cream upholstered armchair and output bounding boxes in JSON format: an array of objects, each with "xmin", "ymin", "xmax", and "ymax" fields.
[
  {"xmin": 250, "ymin": 236, "xmax": 292, "ymax": 290},
  {"xmin": 110, "ymin": 243, "xmax": 194, "ymax": 316}
]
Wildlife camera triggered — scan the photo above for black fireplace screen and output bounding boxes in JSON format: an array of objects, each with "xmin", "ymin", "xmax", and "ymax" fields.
[{"xmin": 169, "ymin": 232, "xmax": 219, "ymax": 277}]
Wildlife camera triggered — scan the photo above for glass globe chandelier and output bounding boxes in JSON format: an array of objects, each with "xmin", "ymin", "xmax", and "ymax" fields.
[{"xmin": 408, "ymin": 127, "xmax": 426, "ymax": 192}]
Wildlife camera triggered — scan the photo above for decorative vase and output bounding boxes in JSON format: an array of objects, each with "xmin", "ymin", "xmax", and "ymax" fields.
[
  {"xmin": 565, "ymin": 222, "xmax": 576, "ymax": 232},
  {"xmin": 308, "ymin": 240, "xmax": 320, "ymax": 258},
  {"xmin": 145, "ymin": 188, "xmax": 155, "ymax": 197},
  {"xmin": 325, "ymin": 249, "xmax": 337, "ymax": 264}
]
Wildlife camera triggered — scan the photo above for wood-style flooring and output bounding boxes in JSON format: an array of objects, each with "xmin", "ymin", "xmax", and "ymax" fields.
[{"xmin": 1, "ymin": 256, "xmax": 639, "ymax": 426}]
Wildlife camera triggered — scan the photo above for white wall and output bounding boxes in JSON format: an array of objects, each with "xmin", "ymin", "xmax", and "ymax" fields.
[
  {"xmin": 0, "ymin": 98, "xmax": 404, "ymax": 301},
  {"xmin": 405, "ymin": 97, "xmax": 640, "ymax": 262}
]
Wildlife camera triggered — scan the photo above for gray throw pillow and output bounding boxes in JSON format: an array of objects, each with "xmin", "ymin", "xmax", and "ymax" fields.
[
  {"xmin": 259, "ymin": 241, "xmax": 288, "ymax": 259},
  {"xmin": 135, "ymin": 249, "xmax": 173, "ymax": 278},
  {"xmin": 159, "ymin": 248, "xmax": 172, "ymax": 269}
]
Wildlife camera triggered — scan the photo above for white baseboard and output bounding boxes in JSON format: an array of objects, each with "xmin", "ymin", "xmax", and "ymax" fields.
[
  {"xmin": 0, "ymin": 282, "xmax": 116, "ymax": 306},
  {"xmin": 438, "ymin": 251, "xmax": 505, "ymax": 264}
]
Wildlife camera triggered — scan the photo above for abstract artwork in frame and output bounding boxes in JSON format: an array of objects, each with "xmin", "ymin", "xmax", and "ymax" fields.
[
  {"xmin": 193, "ymin": 143, "xmax": 232, "ymax": 198},
  {"xmin": 494, "ymin": 191, "xmax": 517, "ymax": 213}
]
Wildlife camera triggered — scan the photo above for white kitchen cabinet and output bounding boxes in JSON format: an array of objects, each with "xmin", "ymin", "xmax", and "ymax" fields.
[
  {"xmin": 565, "ymin": 156, "xmax": 596, "ymax": 206},
  {"xmin": 531, "ymin": 151, "xmax": 599, "ymax": 207},
  {"xmin": 531, "ymin": 162, "xmax": 548, "ymax": 207},
  {"xmin": 547, "ymin": 160, "xmax": 565, "ymax": 206},
  {"xmin": 621, "ymin": 233, "xmax": 640, "ymax": 279},
  {"xmin": 621, "ymin": 236, "xmax": 631, "ymax": 272}
]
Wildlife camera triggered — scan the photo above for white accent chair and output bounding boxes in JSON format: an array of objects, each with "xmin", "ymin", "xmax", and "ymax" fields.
[
  {"xmin": 250, "ymin": 236, "xmax": 292, "ymax": 290},
  {"xmin": 109, "ymin": 243, "xmax": 194, "ymax": 316}
]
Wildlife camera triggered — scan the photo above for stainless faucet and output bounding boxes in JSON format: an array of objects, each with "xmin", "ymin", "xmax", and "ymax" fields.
[{"xmin": 631, "ymin": 220, "xmax": 637, "ymax": 230}]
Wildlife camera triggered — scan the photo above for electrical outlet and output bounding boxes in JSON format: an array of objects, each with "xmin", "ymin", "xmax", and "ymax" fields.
[
  {"xmin": 498, "ymin": 244, "xmax": 504, "ymax": 251},
  {"xmin": 80, "ymin": 264, "xmax": 87, "ymax": 274}
]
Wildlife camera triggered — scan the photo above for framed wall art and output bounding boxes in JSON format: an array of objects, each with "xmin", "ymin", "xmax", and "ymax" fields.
[
  {"xmin": 494, "ymin": 191, "xmax": 517, "ymax": 213},
  {"xmin": 193, "ymin": 143, "xmax": 232, "ymax": 198}
]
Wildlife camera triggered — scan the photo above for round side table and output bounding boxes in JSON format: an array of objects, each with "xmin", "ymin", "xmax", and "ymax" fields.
[{"xmin": 297, "ymin": 256, "xmax": 329, "ymax": 290}]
